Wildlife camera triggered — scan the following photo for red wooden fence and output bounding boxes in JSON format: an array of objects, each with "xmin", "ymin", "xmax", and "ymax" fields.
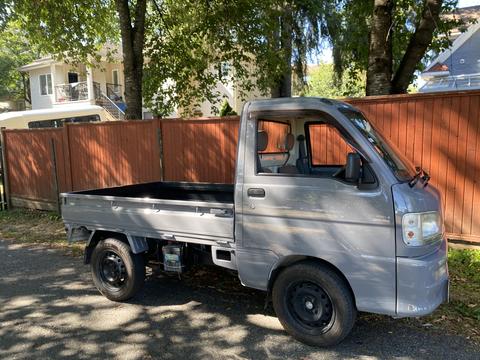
[
  {"xmin": 350, "ymin": 91, "xmax": 480, "ymax": 243},
  {"xmin": 1, "ymin": 90, "xmax": 480, "ymax": 243}
]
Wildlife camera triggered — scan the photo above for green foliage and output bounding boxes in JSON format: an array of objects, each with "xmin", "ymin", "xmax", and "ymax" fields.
[
  {"xmin": 327, "ymin": 0, "xmax": 466, "ymax": 85},
  {"xmin": 449, "ymin": 248, "xmax": 480, "ymax": 285},
  {"xmin": 302, "ymin": 63, "xmax": 365, "ymax": 98},
  {"xmin": 446, "ymin": 249, "xmax": 480, "ymax": 322},
  {"xmin": 10, "ymin": 0, "xmax": 333, "ymax": 116},
  {"xmin": 143, "ymin": 0, "xmax": 277, "ymax": 117},
  {"xmin": 12, "ymin": 0, "xmax": 119, "ymax": 66},
  {"xmin": 219, "ymin": 100, "xmax": 237, "ymax": 116},
  {"xmin": 143, "ymin": 0, "xmax": 333, "ymax": 116},
  {"xmin": 0, "ymin": 20, "xmax": 39, "ymax": 103}
]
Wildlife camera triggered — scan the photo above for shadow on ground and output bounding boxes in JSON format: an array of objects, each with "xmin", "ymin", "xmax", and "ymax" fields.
[{"xmin": 0, "ymin": 239, "xmax": 478, "ymax": 360}]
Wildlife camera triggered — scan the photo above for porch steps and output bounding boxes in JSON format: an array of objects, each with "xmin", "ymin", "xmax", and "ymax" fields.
[{"xmin": 96, "ymin": 93, "xmax": 125, "ymax": 121}]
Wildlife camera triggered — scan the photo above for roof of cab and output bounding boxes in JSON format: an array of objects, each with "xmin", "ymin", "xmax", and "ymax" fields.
[{"xmin": 245, "ymin": 96, "xmax": 355, "ymax": 113}]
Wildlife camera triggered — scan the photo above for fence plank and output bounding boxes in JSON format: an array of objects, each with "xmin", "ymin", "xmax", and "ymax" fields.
[{"xmin": 0, "ymin": 128, "xmax": 11, "ymax": 209}]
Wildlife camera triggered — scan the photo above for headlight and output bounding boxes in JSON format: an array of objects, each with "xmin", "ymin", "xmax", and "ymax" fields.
[{"xmin": 402, "ymin": 211, "xmax": 442, "ymax": 247}]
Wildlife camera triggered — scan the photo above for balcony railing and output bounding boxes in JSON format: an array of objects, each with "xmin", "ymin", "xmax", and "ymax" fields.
[
  {"xmin": 55, "ymin": 81, "xmax": 101, "ymax": 103},
  {"xmin": 106, "ymin": 83, "xmax": 123, "ymax": 101},
  {"xmin": 420, "ymin": 74, "xmax": 480, "ymax": 92}
]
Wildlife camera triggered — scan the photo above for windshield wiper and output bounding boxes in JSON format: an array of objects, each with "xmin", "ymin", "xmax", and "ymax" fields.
[{"xmin": 409, "ymin": 167, "xmax": 430, "ymax": 188}]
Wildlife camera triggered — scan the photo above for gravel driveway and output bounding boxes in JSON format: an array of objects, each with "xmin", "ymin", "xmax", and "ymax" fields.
[{"xmin": 0, "ymin": 238, "xmax": 479, "ymax": 360}]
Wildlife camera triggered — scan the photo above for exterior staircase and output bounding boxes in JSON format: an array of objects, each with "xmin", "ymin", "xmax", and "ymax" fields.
[{"xmin": 96, "ymin": 93, "xmax": 125, "ymax": 121}]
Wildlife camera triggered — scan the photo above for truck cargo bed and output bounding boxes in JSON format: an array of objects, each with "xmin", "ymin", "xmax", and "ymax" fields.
[{"xmin": 61, "ymin": 182, "xmax": 235, "ymax": 245}]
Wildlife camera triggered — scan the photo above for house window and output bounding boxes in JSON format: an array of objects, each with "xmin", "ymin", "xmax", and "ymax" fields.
[
  {"xmin": 40, "ymin": 74, "xmax": 53, "ymax": 95},
  {"xmin": 112, "ymin": 69, "xmax": 119, "ymax": 85}
]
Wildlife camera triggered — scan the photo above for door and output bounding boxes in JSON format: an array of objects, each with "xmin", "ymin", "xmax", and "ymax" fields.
[
  {"xmin": 68, "ymin": 72, "xmax": 79, "ymax": 83},
  {"xmin": 236, "ymin": 112, "xmax": 397, "ymax": 315}
]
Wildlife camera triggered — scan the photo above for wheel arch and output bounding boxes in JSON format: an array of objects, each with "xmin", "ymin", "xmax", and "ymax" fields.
[
  {"xmin": 84, "ymin": 230, "xmax": 148, "ymax": 264},
  {"xmin": 267, "ymin": 255, "xmax": 356, "ymax": 307}
]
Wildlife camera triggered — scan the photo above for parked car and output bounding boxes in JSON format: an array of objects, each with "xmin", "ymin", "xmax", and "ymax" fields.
[
  {"xmin": 0, "ymin": 104, "xmax": 109, "ymax": 129},
  {"xmin": 62, "ymin": 97, "xmax": 449, "ymax": 346}
]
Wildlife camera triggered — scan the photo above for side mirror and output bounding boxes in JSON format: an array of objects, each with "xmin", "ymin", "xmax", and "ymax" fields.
[{"xmin": 345, "ymin": 153, "xmax": 361, "ymax": 183}]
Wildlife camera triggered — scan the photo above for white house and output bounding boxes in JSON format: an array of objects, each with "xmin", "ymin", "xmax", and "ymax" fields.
[
  {"xmin": 20, "ymin": 48, "xmax": 263, "ymax": 119},
  {"xmin": 19, "ymin": 51, "xmax": 127, "ymax": 120}
]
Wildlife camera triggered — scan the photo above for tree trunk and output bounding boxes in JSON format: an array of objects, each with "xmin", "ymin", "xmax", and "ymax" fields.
[
  {"xmin": 271, "ymin": 4, "xmax": 293, "ymax": 98},
  {"xmin": 115, "ymin": 0, "xmax": 146, "ymax": 120},
  {"xmin": 366, "ymin": 0, "xmax": 394, "ymax": 96},
  {"xmin": 21, "ymin": 72, "xmax": 31, "ymax": 105},
  {"xmin": 392, "ymin": 0, "xmax": 443, "ymax": 93}
]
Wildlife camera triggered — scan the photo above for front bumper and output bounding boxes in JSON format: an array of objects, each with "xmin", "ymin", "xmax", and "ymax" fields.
[{"xmin": 396, "ymin": 237, "xmax": 449, "ymax": 317}]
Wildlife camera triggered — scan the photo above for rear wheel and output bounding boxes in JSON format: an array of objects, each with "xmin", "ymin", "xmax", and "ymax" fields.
[
  {"xmin": 91, "ymin": 237, "xmax": 145, "ymax": 301},
  {"xmin": 272, "ymin": 262, "xmax": 356, "ymax": 347}
]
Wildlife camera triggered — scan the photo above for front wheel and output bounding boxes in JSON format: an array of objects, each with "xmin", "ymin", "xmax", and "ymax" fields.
[
  {"xmin": 272, "ymin": 262, "xmax": 356, "ymax": 347},
  {"xmin": 91, "ymin": 237, "xmax": 145, "ymax": 301}
]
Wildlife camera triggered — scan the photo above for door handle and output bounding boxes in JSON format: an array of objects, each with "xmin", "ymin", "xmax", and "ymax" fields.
[{"xmin": 247, "ymin": 188, "xmax": 265, "ymax": 198}]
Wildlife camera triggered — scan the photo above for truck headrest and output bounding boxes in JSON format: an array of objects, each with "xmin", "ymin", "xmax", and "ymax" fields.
[
  {"xmin": 257, "ymin": 130, "xmax": 268, "ymax": 151},
  {"xmin": 284, "ymin": 133, "xmax": 295, "ymax": 151}
]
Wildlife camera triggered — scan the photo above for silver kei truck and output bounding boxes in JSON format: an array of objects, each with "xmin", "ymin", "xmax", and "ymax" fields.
[{"xmin": 62, "ymin": 97, "xmax": 449, "ymax": 347}]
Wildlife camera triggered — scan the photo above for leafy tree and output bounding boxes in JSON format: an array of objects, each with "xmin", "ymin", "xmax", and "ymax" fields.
[
  {"xmin": 327, "ymin": 0, "xmax": 464, "ymax": 95},
  {"xmin": 266, "ymin": 1, "xmax": 331, "ymax": 98},
  {"xmin": 219, "ymin": 100, "xmax": 237, "ymax": 116},
  {"xmin": 0, "ymin": 20, "xmax": 40, "ymax": 106},
  {"xmin": 302, "ymin": 63, "xmax": 365, "ymax": 98},
  {"xmin": 143, "ymin": 0, "xmax": 333, "ymax": 115},
  {"xmin": 12, "ymin": 0, "xmax": 262, "ymax": 118},
  {"xmin": 143, "ymin": 0, "xmax": 268, "ymax": 116},
  {"xmin": 11, "ymin": 0, "xmax": 148, "ymax": 119}
]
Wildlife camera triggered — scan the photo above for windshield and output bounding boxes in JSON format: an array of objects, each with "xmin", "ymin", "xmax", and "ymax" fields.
[{"xmin": 339, "ymin": 107, "xmax": 416, "ymax": 181}]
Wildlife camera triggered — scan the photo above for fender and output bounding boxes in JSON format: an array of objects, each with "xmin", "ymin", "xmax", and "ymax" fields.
[{"xmin": 66, "ymin": 225, "xmax": 149, "ymax": 264}]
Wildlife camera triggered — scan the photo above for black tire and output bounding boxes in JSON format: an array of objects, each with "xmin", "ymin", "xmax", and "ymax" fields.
[
  {"xmin": 272, "ymin": 261, "xmax": 356, "ymax": 347},
  {"xmin": 91, "ymin": 237, "xmax": 145, "ymax": 301}
]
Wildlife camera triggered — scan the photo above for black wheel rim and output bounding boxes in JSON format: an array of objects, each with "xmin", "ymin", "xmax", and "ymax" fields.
[
  {"xmin": 98, "ymin": 250, "xmax": 127, "ymax": 291},
  {"xmin": 286, "ymin": 281, "xmax": 334, "ymax": 333}
]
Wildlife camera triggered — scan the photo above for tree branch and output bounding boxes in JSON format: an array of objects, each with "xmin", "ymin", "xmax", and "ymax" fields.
[{"xmin": 391, "ymin": 0, "xmax": 443, "ymax": 93}]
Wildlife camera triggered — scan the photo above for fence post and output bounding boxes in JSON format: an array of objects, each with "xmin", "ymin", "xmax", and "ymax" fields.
[
  {"xmin": 0, "ymin": 128, "xmax": 11, "ymax": 209},
  {"xmin": 157, "ymin": 121, "xmax": 164, "ymax": 181},
  {"xmin": 50, "ymin": 138, "xmax": 61, "ymax": 214},
  {"xmin": 62, "ymin": 123, "xmax": 74, "ymax": 191}
]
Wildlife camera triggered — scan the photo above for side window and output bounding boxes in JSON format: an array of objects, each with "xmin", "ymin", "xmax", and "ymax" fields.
[
  {"xmin": 308, "ymin": 123, "xmax": 354, "ymax": 167},
  {"xmin": 256, "ymin": 120, "xmax": 291, "ymax": 173},
  {"xmin": 254, "ymin": 116, "xmax": 375, "ymax": 186},
  {"xmin": 28, "ymin": 115, "xmax": 101, "ymax": 129},
  {"xmin": 28, "ymin": 120, "xmax": 56, "ymax": 129},
  {"xmin": 64, "ymin": 115, "xmax": 101, "ymax": 124},
  {"xmin": 39, "ymin": 74, "xmax": 53, "ymax": 96}
]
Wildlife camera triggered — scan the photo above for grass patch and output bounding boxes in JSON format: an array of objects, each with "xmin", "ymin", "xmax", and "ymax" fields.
[
  {"xmin": 0, "ymin": 209, "xmax": 479, "ymax": 343},
  {"xmin": 423, "ymin": 249, "xmax": 480, "ymax": 343},
  {"xmin": 0, "ymin": 208, "xmax": 83, "ymax": 256}
]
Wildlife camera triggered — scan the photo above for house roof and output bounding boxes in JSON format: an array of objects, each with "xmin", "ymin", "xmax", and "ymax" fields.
[
  {"xmin": 19, "ymin": 43, "xmax": 123, "ymax": 72},
  {"xmin": 423, "ymin": 21, "xmax": 480, "ymax": 73},
  {"xmin": 18, "ymin": 56, "xmax": 58, "ymax": 72}
]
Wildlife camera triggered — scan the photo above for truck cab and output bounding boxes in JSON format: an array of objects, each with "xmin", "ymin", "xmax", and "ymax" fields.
[{"xmin": 62, "ymin": 97, "xmax": 449, "ymax": 347}]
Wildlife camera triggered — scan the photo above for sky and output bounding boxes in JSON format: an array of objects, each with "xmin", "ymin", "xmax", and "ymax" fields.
[
  {"xmin": 316, "ymin": 0, "xmax": 480, "ymax": 64},
  {"xmin": 458, "ymin": 0, "xmax": 480, "ymax": 7}
]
